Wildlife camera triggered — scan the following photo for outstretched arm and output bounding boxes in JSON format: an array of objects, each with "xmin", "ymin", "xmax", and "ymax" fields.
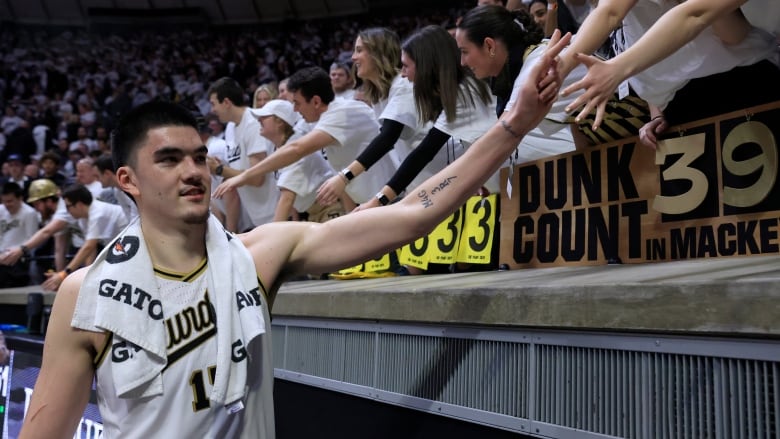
[
  {"xmin": 316, "ymin": 119, "xmax": 405, "ymax": 206},
  {"xmin": 562, "ymin": 0, "xmax": 747, "ymax": 129},
  {"xmin": 0, "ymin": 219, "xmax": 67, "ymax": 266},
  {"xmin": 213, "ymin": 130, "xmax": 335, "ymax": 198},
  {"xmin": 241, "ymin": 30, "xmax": 571, "ymax": 286}
]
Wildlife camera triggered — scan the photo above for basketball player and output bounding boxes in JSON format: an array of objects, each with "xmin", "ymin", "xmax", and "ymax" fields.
[{"xmin": 19, "ymin": 31, "xmax": 569, "ymax": 438}]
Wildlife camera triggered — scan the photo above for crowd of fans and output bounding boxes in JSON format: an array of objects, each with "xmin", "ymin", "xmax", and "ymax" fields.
[{"xmin": 1, "ymin": 0, "xmax": 778, "ymax": 288}]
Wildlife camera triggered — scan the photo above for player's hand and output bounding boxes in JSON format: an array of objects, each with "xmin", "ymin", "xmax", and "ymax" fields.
[
  {"xmin": 316, "ymin": 174, "xmax": 347, "ymax": 206},
  {"xmin": 504, "ymin": 30, "xmax": 571, "ymax": 136}
]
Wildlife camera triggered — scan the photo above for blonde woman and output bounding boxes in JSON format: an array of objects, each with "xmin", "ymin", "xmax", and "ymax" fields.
[
  {"xmin": 253, "ymin": 83, "xmax": 278, "ymax": 109},
  {"xmin": 316, "ymin": 27, "xmax": 427, "ymax": 206}
]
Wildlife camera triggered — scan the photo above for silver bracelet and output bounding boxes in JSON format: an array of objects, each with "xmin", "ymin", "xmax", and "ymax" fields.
[{"xmin": 500, "ymin": 120, "xmax": 523, "ymax": 138}]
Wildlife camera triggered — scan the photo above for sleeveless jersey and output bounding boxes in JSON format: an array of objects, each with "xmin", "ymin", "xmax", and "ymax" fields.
[{"xmin": 94, "ymin": 260, "xmax": 275, "ymax": 438}]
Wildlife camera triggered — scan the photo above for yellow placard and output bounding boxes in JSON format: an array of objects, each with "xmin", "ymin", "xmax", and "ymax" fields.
[
  {"xmin": 399, "ymin": 236, "xmax": 429, "ymax": 270},
  {"xmin": 364, "ymin": 253, "xmax": 392, "ymax": 272},
  {"xmin": 427, "ymin": 207, "xmax": 463, "ymax": 264},
  {"xmin": 457, "ymin": 194, "xmax": 497, "ymax": 264},
  {"xmin": 336, "ymin": 262, "xmax": 364, "ymax": 275}
]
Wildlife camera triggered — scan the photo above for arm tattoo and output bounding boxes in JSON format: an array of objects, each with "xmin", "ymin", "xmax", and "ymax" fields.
[{"xmin": 417, "ymin": 190, "xmax": 433, "ymax": 208}]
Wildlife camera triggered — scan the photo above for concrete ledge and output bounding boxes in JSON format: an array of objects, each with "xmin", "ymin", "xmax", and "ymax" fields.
[
  {"xmin": 0, "ymin": 286, "xmax": 56, "ymax": 306},
  {"xmin": 274, "ymin": 255, "xmax": 780, "ymax": 337}
]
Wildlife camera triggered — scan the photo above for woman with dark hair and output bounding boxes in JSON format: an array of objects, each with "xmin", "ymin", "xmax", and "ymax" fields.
[
  {"xmin": 455, "ymin": 5, "xmax": 639, "ymax": 155},
  {"xmin": 317, "ymin": 25, "xmax": 496, "ymax": 209}
]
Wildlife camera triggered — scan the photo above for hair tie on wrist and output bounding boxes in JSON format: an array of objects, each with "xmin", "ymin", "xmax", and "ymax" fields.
[{"xmin": 651, "ymin": 115, "xmax": 665, "ymax": 121}]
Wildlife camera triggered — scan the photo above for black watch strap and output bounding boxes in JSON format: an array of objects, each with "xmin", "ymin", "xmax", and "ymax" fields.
[
  {"xmin": 215, "ymin": 164, "xmax": 224, "ymax": 176},
  {"xmin": 340, "ymin": 168, "xmax": 355, "ymax": 181},
  {"xmin": 376, "ymin": 192, "xmax": 390, "ymax": 206}
]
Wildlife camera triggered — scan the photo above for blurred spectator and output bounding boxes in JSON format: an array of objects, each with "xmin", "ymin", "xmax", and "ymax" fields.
[{"xmin": 0, "ymin": 182, "xmax": 39, "ymax": 286}]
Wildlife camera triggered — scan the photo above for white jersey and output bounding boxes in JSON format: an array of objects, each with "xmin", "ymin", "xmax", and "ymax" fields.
[
  {"xmin": 314, "ymin": 98, "xmax": 396, "ymax": 204},
  {"xmin": 0, "ymin": 202, "xmax": 39, "ymax": 249},
  {"xmin": 372, "ymin": 75, "xmax": 430, "ymax": 169},
  {"xmin": 95, "ymin": 262, "xmax": 275, "ymax": 439},
  {"xmin": 276, "ymin": 132, "xmax": 336, "ymax": 212},
  {"xmin": 230, "ymin": 109, "xmax": 279, "ymax": 227}
]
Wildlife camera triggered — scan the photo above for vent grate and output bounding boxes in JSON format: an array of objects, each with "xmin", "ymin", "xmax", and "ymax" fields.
[{"xmin": 535, "ymin": 346, "xmax": 779, "ymax": 438}]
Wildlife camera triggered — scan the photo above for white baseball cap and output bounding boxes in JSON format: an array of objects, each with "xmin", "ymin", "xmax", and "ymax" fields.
[{"xmin": 250, "ymin": 99, "xmax": 299, "ymax": 128}]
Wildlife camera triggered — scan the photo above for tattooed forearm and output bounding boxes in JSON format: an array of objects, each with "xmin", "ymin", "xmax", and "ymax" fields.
[
  {"xmin": 431, "ymin": 176, "xmax": 457, "ymax": 195},
  {"xmin": 418, "ymin": 190, "xmax": 433, "ymax": 208}
]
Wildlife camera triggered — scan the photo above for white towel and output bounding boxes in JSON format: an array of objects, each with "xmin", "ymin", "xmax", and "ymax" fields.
[{"xmin": 71, "ymin": 214, "xmax": 266, "ymax": 411}]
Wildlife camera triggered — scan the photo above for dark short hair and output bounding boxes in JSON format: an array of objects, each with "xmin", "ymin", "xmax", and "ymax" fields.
[
  {"xmin": 94, "ymin": 155, "xmax": 115, "ymax": 173},
  {"xmin": 62, "ymin": 184, "xmax": 93, "ymax": 206},
  {"xmin": 287, "ymin": 67, "xmax": 335, "ymax": 104},
  {"xmin": 1, "ymin": 182, "xmax": 23, "ymax": 198},
  {"xmin": 206, "ymin": 77, "xmax": 246, "ymax": 107},
  {"xmin": 39, "ymin": 151, "xmax": 61, "ymax": 166},
  {"xmin": 111, "ymin": 100, "xmax": 198, "ymax": 170}
]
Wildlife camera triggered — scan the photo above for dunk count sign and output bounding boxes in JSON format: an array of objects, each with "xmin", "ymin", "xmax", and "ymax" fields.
[{"xmin": 499, "ymin": 102, "xmax": 780, "ymax": 269}]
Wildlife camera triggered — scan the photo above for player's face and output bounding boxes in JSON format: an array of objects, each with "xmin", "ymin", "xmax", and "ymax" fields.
[
  {"xmin": 455, "ymin": 29, "xmax": 500, "ymax": 79},
  {"xmin": 120, "ymin": 126, "xmax": 211, "ymax": 226},
  {"xmin": 400, "ymin": 51, "xmax": 416, "ymax": 83}
]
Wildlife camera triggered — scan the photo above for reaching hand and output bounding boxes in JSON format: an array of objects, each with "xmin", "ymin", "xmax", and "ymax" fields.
[
  {"xmin": 505, "ymin": 30, "xmax": 572, "ymax": 135},
  {"xmin": 42, "ymin": 270, "xmax": 64, "ymax": 292},
  {"xmin": 213, "ymin": 173, "xmax": 248, "ymax": 199},
  {"xmin": 352, "ymin": 196, "xmax": 381, "ymax": 212},
  {"xmin": 316, "ymin": 174, "xmax": 346, "ymax": 206},
  {"xmin": 0, "ymin": 247, "xmax": 22, "ymax": 266},
  {"xmin": 561, "ymin": 53, "xmax": 624, "ymax": 131},
  {"xmin": 639, "ymin": 115, "xmax": 669, "ymax": 150}
]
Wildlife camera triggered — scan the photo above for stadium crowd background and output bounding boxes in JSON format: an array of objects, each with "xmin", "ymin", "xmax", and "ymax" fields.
[{"xmin": 0, "ymin": 0, "xmax": 778, "ymax": 288}]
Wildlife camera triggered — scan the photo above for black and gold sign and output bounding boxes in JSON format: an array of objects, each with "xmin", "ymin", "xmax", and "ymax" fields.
[{"xmin": 500, "ymin": 102, "xmax": 780, "ymax": 268}]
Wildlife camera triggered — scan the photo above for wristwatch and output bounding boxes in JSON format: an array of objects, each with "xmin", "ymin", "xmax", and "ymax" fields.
[
  {"xmin": 215, "ymin": 164, "xmax": 224, "ymax": 176},
  {"xmin": 376, "ymin": 192, "xmax": 390, "ymax": 206},
  {"xmin": 340, "ymin": 168, "xmax": 355, "ymax": 182}
]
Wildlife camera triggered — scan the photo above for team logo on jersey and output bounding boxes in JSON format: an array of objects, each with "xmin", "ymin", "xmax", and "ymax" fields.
[{"xmin": 106, "ymin": 236, "xmax": 140, "ymax": 264}]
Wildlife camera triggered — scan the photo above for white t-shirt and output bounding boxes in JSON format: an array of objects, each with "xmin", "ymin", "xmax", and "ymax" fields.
[
  {"xmin": 409, "ymin": 77, "xmax": 501, "ymax": 192},
  {"xmin": 276, "ymin": 132, "xmax": 336, "ymax": 212},
  {"xmin": 84, "ymin": 200, "xmax": 128, "ymax": 245},
  {"xmin": 623, "ymin": 0, "xmax": 780, "ymax": 109},
  {"xmin": 506, "ymin": 44, "xmax": 582, "ymax": 162},
  {"xmin": 232, "ymin": 108, "xmax": 279, "ymax": 227},
  {"xmin": 84, "ymin": 180, "xmax": 104, "ymax": 198},
  {"xmin": 53, "ymin": 198, "xmax": 85, "ymax": 247},
  {"xmin": 372, "ymin": 75, "xmax": 431, "ymax": 169},
  {"xmin": 314, "ymin": 98, "xmax": 396, "ymax": 204},
  {"xmin": 335, "ymin": 89, "xmax": 356, "ymax": 100},
  {"xmin": 0, "ymin": 203, "xmax": 39, "ymax": 249}
]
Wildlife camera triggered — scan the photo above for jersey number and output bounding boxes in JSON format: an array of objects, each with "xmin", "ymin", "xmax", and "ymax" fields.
[{"xmin": 190, "ymin": 365, "xmax": 217, "ymax": 412}]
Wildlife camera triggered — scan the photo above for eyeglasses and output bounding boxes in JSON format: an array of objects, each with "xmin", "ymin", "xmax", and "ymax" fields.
[{"xmin": 64, "ymin": 202, "xmax": 74, "ymax": 209}]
